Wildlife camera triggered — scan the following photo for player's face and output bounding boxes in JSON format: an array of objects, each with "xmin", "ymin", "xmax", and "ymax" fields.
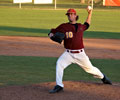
[{"xmin": 67, "ymin": 13, "xmax": 77, "ymax": 23}]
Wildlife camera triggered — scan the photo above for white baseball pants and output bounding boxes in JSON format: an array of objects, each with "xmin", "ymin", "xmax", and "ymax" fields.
[{"xmin": 56, "ymin": 49, "xmax": 104, "ymax": 87}]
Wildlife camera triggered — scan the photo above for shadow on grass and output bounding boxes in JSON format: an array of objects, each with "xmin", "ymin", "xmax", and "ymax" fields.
[
  {"xmin": 0, "ymin": 26, "xmax": 120, "ymax": 38},
  {"xmin": 84, "ymin": 31, "xmax": 120, "ymax": 39},
  {"xmin": 0, "ymin": 26, "xmax": 50, "ymax": 34}
]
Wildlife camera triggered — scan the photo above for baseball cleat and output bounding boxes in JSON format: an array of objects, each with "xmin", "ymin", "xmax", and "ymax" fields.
[
  {"xmin": 101, "ymin": 75, "xmax": 112, "ymax": 85},
  {"xmin": 49, "ymin": 85, "xmax": 63, "ymax": 93}
]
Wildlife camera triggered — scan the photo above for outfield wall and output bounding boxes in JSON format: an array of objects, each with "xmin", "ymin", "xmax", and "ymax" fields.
[{"xmin": 0, "ymin": 0, "xmax": 120, "ymax": 9}]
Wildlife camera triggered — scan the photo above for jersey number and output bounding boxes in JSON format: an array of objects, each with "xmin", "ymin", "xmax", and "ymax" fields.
[{"xmin": 66, "ymin": 32, "xmax": 73, "ymax": 39}]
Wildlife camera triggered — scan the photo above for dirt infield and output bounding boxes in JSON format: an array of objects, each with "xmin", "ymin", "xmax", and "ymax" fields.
[
  {"xmin": 0, "ymin": 36, "xmax": 120, "ymax": 59},
  {"xmin": 0, "ymin": 36, "xmax": 120, "ymax": 100}
]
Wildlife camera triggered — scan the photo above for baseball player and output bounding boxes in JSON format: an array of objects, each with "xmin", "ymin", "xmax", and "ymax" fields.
[{"xmin": 48, "ymin": 7, "xmax": 112, "ymax": 93}]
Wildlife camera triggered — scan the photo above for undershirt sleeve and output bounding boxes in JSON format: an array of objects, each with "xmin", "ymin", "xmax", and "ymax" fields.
[{"xmin": 84, "ymin": 22, "xmax": 90, "ymax": 30}]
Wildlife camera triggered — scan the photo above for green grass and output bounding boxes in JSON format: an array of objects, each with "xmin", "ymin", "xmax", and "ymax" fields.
[
  {"xmin": 0, "ymin": 8, "xmax": 120, "ymax": 38},
  {"xmin": 0, "ymin": 55, "xmax": 119, "ymax": 86}
]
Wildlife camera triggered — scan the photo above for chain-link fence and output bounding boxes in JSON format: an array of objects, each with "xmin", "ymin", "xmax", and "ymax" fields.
[{"xmin": 0, "ymin": 0, "xmax": 119, "ymax": 9}]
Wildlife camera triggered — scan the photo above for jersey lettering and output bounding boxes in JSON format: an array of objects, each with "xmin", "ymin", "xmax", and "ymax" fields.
[{"xmin": 66, "ymin": 32, "xmax": 73, "ymax": 39}]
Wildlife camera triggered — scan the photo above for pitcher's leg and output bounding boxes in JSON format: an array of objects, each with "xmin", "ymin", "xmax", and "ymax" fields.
[
  {"xmin": 56, "ymin": 51, "xmax": 73, "ymax": 87},
  {"xmin": 81, "ymin": 56, "xmax": 104, "ymax": 79},
  {"xmin": 75, "ymin": 50, "xmax": 104, "ymax": 79},
  {"xmin": 49, "ymin": 51, "xmax": 73, "ymax": 93},
  {"xmin": 79, "ymin": 55, "xmax": 112, "ymax": 84},
  {"xmin": 76, "ymin": 51, "xmax": 112, "ymax": 84}
]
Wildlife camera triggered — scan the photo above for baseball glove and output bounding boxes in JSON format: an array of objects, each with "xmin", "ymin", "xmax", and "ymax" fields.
[{"xmin": 49, "ymin": 32, "xmax": 65, "ymax": 44}]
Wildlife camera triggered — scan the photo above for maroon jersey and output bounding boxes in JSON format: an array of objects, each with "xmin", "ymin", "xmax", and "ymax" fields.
[{"xmin": 50, "ymin": 22, "xmax": 89, "ymax": 50}]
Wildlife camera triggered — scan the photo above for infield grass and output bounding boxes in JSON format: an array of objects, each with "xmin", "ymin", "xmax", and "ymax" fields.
[
  {"xmin": 0, "ymin": 56, "xmax": 119, "ymax": 86},
  {"xmin": 0, "ymin": 8, "xmax": 120, "ymax": 38}
]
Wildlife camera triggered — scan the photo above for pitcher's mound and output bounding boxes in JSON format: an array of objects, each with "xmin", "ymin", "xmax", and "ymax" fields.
[{"xmin": 0, "ymin": 81, "xmax": 120, "ymax": 100}]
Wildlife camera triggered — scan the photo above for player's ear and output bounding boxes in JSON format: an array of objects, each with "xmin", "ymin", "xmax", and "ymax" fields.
[{"xmin": 76, "ymin": 15, "xmax": 79, "ymax": 21}]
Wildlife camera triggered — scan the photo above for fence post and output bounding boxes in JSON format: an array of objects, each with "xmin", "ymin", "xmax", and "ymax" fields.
[
  {"xmin": 55, "ymin": 0, "xmax": 56, "ymax": 9},
  {"xmin": 92, "ymin": 0, "xmax": 94, "ymax": 9},
  {"xmin": 19, "ymin": 3, "xmax": 21, "ymax": 8}
]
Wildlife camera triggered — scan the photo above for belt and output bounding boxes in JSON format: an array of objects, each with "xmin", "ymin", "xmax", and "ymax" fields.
[{"xmin": 67, "ymin": 49, "xmax": 83, "ymax": 53}]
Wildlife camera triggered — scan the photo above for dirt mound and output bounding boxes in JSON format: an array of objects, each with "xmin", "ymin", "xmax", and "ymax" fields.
[{"xmin": 0, "ymin": 81, "xmax": 120, "ymax": 100}]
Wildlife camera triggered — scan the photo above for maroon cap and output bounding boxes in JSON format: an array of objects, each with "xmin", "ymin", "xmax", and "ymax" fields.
[{"xmin": 66, "ymin": 8, "xmax": 76, "ymax": 15}]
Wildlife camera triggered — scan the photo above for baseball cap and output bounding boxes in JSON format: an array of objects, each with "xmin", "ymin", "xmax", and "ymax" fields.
[{"xmin": 66, "ymin": 8, "xmax": 76, "ymax": 15}]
